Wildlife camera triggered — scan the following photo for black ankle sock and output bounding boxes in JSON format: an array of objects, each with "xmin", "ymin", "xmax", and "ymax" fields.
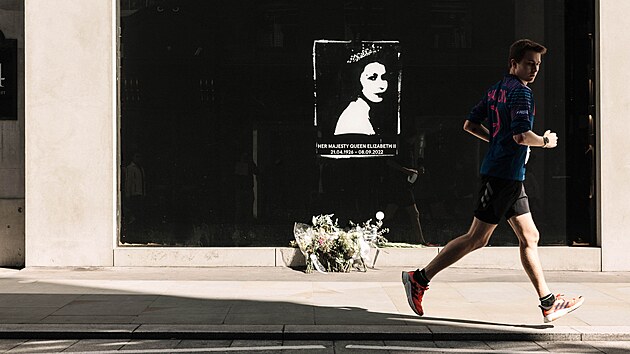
[
  {"xmin": 413, "ymin": 268, "xmax": 430, "ymax": 286},
  {"xmin": 540, "ymin": 293, "xmax": 555, "ymax": 309}
]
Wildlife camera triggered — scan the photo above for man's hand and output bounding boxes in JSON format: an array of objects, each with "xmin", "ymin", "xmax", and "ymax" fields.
[
  {"xmin": 542, "ymin": 130, "xmax": 558, "ymax": 148},
  {"xmin": 513, "ymin": 130, "xmax": 559, "ymax": 148}
]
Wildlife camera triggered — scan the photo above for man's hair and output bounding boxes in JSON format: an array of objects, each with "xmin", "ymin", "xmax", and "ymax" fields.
[{"xmin": 508, "ymin": 39, "xmax": 547, "ymax": 68}]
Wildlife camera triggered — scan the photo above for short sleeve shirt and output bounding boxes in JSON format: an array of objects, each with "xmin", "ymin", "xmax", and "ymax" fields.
[{"xmin": 466, "ymin": 74, "xmax": 535, "ymax": 181}]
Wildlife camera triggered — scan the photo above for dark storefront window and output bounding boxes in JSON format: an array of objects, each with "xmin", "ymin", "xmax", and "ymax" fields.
[{"xmin": 119, "ymin": 0, "xmax": 595, "ymax": 247}]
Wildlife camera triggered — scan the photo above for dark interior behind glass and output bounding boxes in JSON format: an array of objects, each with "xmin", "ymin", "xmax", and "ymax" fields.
[{"xmin": 119, "ymin": 0, "xmax": 595, "ymax": 248}]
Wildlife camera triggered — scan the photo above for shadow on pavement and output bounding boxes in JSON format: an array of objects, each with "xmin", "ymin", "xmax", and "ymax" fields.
[{"xmin": 0, "ymin": 279, "xmax": 558, "ymax": 341}]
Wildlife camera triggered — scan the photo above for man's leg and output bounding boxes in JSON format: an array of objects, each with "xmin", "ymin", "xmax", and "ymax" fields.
[
  {"xmin": 508, "ymin": 212, "xmax": 584, "ymax": 322},
  {"xmin": 507, "ymin": 212, "xmax": 550, "ymax": 297},
  {"xmin": 402, "ymin": 216, "xmax": 496, "ymax": 316},
  {"xmin": 424, "ymin": 217, "xmax": 496, "ymax": 280}
]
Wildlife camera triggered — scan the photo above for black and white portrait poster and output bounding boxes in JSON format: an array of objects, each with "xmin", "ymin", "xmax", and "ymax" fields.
[{"xmin": 314, "ymin": 40, "xmax": 401, "ymax": 158}]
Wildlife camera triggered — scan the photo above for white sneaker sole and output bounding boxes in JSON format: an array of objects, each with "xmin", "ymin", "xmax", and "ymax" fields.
[{"xmin": 543, "ymin": 297, "xmax": 585, "ymax": 323}]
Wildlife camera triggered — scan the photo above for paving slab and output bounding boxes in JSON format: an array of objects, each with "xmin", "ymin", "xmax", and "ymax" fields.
[
  {"xmin": 4, "ymin": 339, "xmax": 78, "ymax": 353},
  {"xmin": 534, "ymin": 341, "xmax": 602, "ymax": 353},
  {"xmin": 0, "ymin": 267, "xmax": 629, "ymax": 342},
  {"xmin": 0, "ymin": 340, "xmax": 26, "ymax": 352},
  {"xmin": 585, "ymin": 341, "xmax": 630, "ymax": 354},
  {"xmin": 0, "ymin": 324, "xmax": 138, "ymax": 339},
  {"xmin": 39, "ymin": 315, "xmax": 136, "ymax": 324},
  {"xmin": 61, "ymin": 339, "xmax": 128, "ymax": 352},
  {"xmin": 118, "ymin": 339, "xmax": 181, "ymax": 351},
  {"xmin": 427, "ymin": 324, "xmax": 582, "ymax": 342},
  {"xmin": 175, "ymin": 339, "xmax": 233, "ymax": 348},
  {"xmin": 284, "ymin": 325, "xmax": 432, "ymax": 340},
  {"xmin": 483, "ymin": 340, "xmax": 544, "ymax": 351},
  {"xmin": 0, "ymin": 307, "xmax": 58, "ymax": 324},
  {"xmin": 0, "ymin": 294, "xmax": 78, "ymax": 308},
  {"xmin": 133, "ymin": 324, "xmax": 285, "ymax": 340},
  {"xmin": 572, "ymin": 325, "xmax": 630, "ymax": 341}
]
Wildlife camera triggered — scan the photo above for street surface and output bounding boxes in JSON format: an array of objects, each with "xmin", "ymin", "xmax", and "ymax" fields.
[{"xmin": 1, "ymin": 338, "xmax": 630, "ymax": 353}]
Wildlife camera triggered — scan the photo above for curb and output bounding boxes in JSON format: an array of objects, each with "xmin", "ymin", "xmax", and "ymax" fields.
[{"xmin": 0, "ymin": 324, "xmax": 629, "ymax": 341}]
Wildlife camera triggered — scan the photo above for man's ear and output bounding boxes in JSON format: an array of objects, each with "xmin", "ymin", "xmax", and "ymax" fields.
[{"xmin": 509, "ymin": 58, "xmax": 517, "ymax": 69}]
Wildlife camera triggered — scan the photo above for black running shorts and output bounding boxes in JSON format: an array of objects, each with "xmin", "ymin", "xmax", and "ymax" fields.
[{"xmin": 473, "ymin": 175, "xmax": 530, "ymax": 224}]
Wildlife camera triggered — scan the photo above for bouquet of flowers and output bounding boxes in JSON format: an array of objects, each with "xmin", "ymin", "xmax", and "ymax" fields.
[{"xmin": 291, "ymin": 214, "xmax": 389, "ymax": 273}]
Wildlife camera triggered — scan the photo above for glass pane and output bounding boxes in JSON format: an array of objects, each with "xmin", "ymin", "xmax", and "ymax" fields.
[{"xmin": 119, "ymin": 0, "xmax": 590, "ymax": 247}]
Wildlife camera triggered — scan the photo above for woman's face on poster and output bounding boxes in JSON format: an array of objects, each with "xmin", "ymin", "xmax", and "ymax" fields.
[{"xmin": 360, "ymin": 62, "xmax": 388, "ymax": 103}]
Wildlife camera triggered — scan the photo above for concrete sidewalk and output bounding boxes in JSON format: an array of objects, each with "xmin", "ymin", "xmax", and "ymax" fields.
[{"xmin": 0, "ymin": 266, "xmax": 629, "ymax": 341}]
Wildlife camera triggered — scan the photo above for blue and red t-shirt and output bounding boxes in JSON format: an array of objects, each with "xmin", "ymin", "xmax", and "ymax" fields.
[{"xmin": 467, "ymin": 74, "xmax": 535, "ymax": 181}]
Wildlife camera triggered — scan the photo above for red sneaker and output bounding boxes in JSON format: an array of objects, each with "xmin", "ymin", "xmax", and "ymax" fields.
[
  {"xmin": 540, "ymin": 294, "xmax": 584, "ymax": 323},
  {"xmin": 401, "ymin": 270, "xmax": 428, "ymax": 316}
]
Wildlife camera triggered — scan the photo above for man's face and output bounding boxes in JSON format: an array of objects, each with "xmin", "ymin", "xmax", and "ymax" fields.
[
  {"xmin": 360, "ymin": 62, "xmax": 388, "ymax": 103},
  {"xmin": 511, "ymin": 51, "xmax": 542, "ymax": 84}
]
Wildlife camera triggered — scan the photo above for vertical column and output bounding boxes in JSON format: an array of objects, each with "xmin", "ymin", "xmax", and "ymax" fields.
[
  {"xmin": 598, "ymin": 0, "xmax": 630, "ymax": 271},
  {"xmin": 25, "ymin": 0, "xmax": 116, "ymax": 266},
  {"xmin": 0, "ymin": 1, "xmax": 25, "ymax": 266}
]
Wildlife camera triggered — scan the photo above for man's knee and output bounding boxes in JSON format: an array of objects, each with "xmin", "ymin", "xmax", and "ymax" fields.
[
  {"xmin": 473, "ymin": 236, "xmax": 490, "ymax": 250},
  {"xmin": 520, "ymin": 229, "xmax": 540, "ymax": 247},
  {"xmin": 465, "ymin": 232, "xmax": 490, "ymax": 250}
]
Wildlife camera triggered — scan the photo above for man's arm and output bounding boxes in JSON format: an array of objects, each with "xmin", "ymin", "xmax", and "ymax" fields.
[
  {"xmin": 463, "ymin": 120, "xmax": 490, "ymax": 142},
  {"xmin": 513, "ymin": 129, "xmax": 558, "ymax": 148}
]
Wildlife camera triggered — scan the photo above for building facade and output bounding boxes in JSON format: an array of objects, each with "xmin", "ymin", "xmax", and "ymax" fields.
[{"xmin": 0, "ymin": 0, "xmax": 628, "ymax": 270}]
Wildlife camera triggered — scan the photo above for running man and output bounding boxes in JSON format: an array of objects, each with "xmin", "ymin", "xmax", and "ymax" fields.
[{"xmin": 402, "ymin": 39, "xmax": 584, "ymax": 323}]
